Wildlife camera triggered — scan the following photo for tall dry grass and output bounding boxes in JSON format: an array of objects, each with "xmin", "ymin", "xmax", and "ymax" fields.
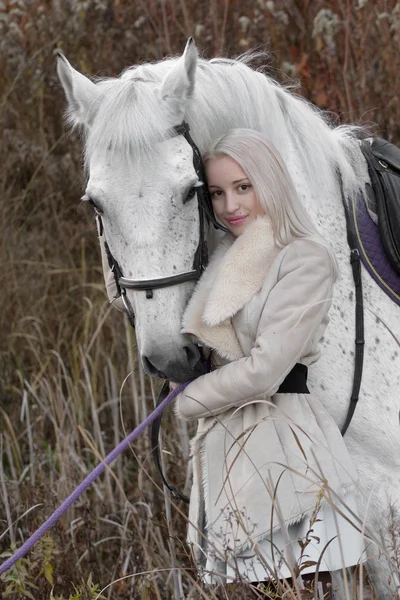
[{"xmin": 0, "ymin": 0, "xmax": 399, "ymax": 598}]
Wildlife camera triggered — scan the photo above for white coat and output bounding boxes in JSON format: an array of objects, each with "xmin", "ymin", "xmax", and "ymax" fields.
[{"xmin": 177, "ymin": 217, "xmax": 358, "ymax": 562}]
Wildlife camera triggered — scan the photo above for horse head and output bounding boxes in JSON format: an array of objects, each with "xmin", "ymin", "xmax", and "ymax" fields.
[{"xmin": 57, "ymin": 40, "xmax": 207, "ymax": 382}]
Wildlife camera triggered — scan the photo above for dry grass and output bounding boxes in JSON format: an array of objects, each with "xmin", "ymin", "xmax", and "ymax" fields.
[{"xmin": 1, "ymin": 0, "xmax": 399, "ymax": 598}]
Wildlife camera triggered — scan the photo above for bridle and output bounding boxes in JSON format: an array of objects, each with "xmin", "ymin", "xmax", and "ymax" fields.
[{"xmin": 96, "ymin": 121, "xmax": 228, "ymax": 328}]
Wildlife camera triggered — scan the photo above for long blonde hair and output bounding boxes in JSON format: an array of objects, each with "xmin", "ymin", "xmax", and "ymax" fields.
[{"xmin": 204, "ymin": 128, "xmax": 338, "ymax": 273}]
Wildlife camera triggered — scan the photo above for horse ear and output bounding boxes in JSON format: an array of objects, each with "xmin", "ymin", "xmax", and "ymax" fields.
[
  {"xmin": 57, "ymin": 52, "xmax": 100, "ymax": 126},
  {"xmin": 160, "ymin": 38, "xmax": 198, "ymax": 118}
]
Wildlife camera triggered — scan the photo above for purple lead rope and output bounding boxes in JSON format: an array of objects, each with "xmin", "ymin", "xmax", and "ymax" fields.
[{"xmin": 0, "ymin": 382, "xmax": 189, "ymax": 576}]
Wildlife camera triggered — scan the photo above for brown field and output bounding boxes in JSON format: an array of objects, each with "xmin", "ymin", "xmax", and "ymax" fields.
[{"xmin": 0, "ymin": 0, "xmax": 399, "ymax": 598}]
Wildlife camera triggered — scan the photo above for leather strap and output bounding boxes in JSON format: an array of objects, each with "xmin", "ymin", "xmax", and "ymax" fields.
[
  {"xmin": 174, "ymin": 122, "xmax": 230, "ymax": 234},
  {"xmin": 340, "ymin": 194, "xmax": 365, "ymax": 436},
  {"xmin": 119, "ymin": 271, "xmax": 200, "ymax": 290},
  {"xmin": 151, "ymin": 381, "xmax": 190, "ymax": 503}
]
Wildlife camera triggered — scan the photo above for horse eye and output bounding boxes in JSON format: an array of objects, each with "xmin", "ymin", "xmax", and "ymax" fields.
[
  {"xmin": 184, "ymin": 187, "xmax": 197, "ymax": 204},
  {"xmin": 82, "ymin": 194, "xmax": 103, "ymax": 214},
  {"xmin": 185, "ymin": 187, "xmax": 197, "ymax": 203}
]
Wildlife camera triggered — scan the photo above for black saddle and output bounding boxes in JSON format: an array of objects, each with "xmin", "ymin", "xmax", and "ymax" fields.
[{"xmin": 361, "ymin": 137, "xmax": 400, "ymax": 274}]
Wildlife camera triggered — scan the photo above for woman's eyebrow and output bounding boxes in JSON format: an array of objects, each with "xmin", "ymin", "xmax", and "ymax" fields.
[
  {"xmin": 232, "ymin": 178, "xmax": 249, "ymax": 184},
  {"xmin": 209, "ymin": 178, "xmax": 249, "ymax": 187}
]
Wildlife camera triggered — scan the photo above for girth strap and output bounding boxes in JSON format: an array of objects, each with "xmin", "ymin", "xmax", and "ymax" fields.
[{"xmin": 340, "ymin": 195, "xmax": 365, "ymax": 436}]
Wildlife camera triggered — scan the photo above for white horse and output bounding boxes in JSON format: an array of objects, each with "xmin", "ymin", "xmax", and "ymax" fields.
[{"xmin": 57, "ymin": 40, "xmax": 400, "ymax": 598}]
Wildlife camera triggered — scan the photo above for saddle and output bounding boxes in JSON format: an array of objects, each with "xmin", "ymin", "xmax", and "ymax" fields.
[
  {"xmin": 361, "ymin": 137, "xmax": 400, "ymax": 275},
  {"xmin": 338, "ymin": 138, "xmax": 400, "ymax": 435}
]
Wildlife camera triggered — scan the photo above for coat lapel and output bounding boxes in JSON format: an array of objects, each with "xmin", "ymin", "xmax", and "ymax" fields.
[{"xmin": 182, "ymin": 217, "xmax": 279, "ymax": 361}]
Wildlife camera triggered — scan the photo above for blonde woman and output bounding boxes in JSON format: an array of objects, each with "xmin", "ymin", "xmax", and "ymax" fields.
[{"xmin": 176, "ymin": 129, "xmax": 365, "ymax": 597}]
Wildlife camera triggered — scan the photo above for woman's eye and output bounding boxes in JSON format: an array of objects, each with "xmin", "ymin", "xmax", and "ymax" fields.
[
  {"xmin": 210, "ymin": 190, "xmax": 222, "ymax": 199},
  {"xmin": 238, "ymin": 184, "xmax": 251, "ymax": 192}
]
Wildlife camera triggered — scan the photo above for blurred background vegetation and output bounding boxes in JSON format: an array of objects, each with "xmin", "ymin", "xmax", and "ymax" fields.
[{"xmin": 0, "ymin": 0, "xmax": 399, "ymax": 598}]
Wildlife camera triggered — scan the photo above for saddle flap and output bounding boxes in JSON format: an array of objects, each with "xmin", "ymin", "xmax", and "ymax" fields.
[{"xmin": 361, "ymin": 138, "xmax": 400, "ymax": 275}]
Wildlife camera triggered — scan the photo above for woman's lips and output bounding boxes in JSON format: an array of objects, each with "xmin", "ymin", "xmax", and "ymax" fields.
[{"xmin": 226, "ymin": 215, "xmax": 247, "ymax": 224}]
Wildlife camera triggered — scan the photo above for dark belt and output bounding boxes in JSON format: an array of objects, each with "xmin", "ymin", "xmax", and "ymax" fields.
[
  {"xmin": 277, "ymin": 363, "xmax": 309, "ymax": 394},
  {"xmin": 210, "ymin": 362, "xmax": 309, "ymax": 394}
]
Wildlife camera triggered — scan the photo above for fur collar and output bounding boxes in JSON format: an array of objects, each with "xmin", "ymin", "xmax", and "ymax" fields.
[{"xmin": 182, "ymin": 217, "xmax": 279, "ymax": 361}]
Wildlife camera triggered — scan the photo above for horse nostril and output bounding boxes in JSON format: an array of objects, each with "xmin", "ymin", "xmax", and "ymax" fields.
[
  {"xmin": 141, "ymin": 345, "xmax": 203, "ymax": 381},
  {"xmin": 142, "ymin": 355, "xmax": 162, "ymax": 377},
  {"xmin": 184, "ymin": 344, "xmax": 201, "ymax": 369}
]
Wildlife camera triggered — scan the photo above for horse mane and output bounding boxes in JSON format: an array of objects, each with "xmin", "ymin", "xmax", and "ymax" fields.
[{"xmin": 82, "ymin": 53, "xmax": 369, "ymax": 200}]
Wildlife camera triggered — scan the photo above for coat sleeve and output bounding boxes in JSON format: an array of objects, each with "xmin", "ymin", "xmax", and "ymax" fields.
[
  {"xmin": 99, "ymin": 235, "xmax": 125, "ymax": 312},
  {"xmin": 177, "ymin": 241, "xmax": 335, "ymax": 420}
]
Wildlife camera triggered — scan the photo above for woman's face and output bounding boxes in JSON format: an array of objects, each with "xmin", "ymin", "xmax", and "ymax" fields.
[{"xmin": 206, "ymin": 155, "xmax": 265, "ymax": 236}]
